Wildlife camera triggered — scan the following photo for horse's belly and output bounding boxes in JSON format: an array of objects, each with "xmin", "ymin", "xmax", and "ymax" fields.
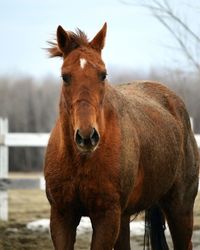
[
  {"xmin": 125, "ymin": 140, "xmax": 182, "ymax": 214},
  {"xmin": 123, "ymin": 123, "xmax": 182, "ymax": 213}
]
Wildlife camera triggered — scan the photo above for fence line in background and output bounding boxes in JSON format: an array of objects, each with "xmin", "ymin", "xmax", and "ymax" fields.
[
  {"xmin": 0, "ymin": 118, "xmax": 49, "ymax": 220},
  {"xmin": 0, "ymin": 118, "xmax": 50, "ymax": 180},
  {"xmin": 0, "ymin": 117, "xmax": 200, "ymax": 221}
]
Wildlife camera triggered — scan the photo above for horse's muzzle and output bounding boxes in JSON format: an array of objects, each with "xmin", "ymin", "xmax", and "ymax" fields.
[{"xmin": 75, "ymin": 128, "xmax": 100, "ymax": 152}]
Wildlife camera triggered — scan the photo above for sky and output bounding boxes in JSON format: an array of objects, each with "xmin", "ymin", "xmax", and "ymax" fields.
[{"xmin": 0, "ymin": 0, "xmax": 199, "ymax": 79}]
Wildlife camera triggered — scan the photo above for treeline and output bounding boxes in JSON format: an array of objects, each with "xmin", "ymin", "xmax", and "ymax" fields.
[
  {"xmin": 0, "ymin": 75, "xmax": 60, "ymax": 171},
  {"xmin": 0, "ymin": 68, "xmax": 199, "ymax": 171}
]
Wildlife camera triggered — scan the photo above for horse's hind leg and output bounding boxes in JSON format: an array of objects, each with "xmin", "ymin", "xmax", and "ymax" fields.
[
  {"xmin": 161, "ymin": 134, "xmax": 199, "ymax": 250},
  {"xmin": 161, "ymin": 182, "xmax": 198, "ymax": 250},
  {"xmin": 163, "ymin": 205, "xmax": 193, "ymax": 250},
  {"xmin": 114, "ymin": 214, "xmax": 130, "ymax": 250}
]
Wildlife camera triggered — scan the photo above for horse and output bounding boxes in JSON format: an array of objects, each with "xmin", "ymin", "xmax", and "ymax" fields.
[{"xmin": 44, "ymin": 23, "xmax": 199, "ymax": 250}]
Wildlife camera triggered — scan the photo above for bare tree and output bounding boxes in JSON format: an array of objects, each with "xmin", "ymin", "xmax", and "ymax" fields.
[{"xmin": 121, "ymin": 0, "xmax": 200, "ymax": 73}]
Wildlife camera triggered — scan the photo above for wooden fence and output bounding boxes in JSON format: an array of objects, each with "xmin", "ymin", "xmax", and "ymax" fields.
[{"xmin": 0, "ymin": 117, "xmax": 200, "ymax": 221}]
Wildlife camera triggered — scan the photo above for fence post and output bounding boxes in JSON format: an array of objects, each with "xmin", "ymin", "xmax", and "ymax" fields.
[
  {"xmin": 0, "ymin": 118, "xmax": 8, "ymax": 178},
  {"xmin": 0, "ymin": 117, "xmax": 9, "ymax": 221},
  {"xmin": 190, "ymin": 117, "xmax": 194, "ymax": 131},
  {"xmin": 0, "ymin": 191, "xmax": 8, "ymax": 221}
]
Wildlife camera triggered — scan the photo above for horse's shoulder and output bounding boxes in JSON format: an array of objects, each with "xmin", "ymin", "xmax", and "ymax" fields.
[{"xmin": 125, "ymin": 80, "xmax": 184, "ymax": 107}]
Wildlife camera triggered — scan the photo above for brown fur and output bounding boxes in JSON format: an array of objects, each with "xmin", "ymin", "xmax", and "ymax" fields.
[{"xmin": 44, "ymin": 23, "xmax": 199, "ymax": 250}]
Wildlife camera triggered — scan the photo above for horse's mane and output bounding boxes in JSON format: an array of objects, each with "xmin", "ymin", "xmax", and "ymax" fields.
[{"xmin": 47, "ymin": 29, "xmax": 89, "ymax": 57}]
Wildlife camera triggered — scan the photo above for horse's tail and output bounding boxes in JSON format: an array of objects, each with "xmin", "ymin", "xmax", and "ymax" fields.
[{"xmin": 144, "ymin": 205, "xmax": 169, "ymax": 250}]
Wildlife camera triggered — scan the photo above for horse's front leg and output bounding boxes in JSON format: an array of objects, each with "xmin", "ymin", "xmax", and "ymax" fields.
[
  {"xmin": 50, "ymin": 206, "xmax": 81, "ymax": 250},
  {"xmin": 90, "ymin": 207, "xmax": 121, "ymax": 250}
]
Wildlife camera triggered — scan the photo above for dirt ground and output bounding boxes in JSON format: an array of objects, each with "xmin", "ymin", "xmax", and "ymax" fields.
[{"xmin": 0, "ymin": 188, "xmax": 200, "ymax": 250}]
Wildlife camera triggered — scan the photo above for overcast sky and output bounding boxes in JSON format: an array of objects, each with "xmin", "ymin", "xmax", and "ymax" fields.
[{"xmin": 0, "ymin": 0, "xmax": 199, "ymax": 79}]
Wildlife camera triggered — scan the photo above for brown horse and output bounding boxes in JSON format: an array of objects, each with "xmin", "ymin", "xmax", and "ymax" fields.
[{"xmin": 44, "ymin": 23, "xmax": 199, "ymax": 250}]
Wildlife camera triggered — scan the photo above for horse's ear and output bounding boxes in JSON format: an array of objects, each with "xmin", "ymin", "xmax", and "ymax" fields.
[
  {"xmin": 90, "ymin": 23, "xmax": 107, "ymax": 53},
  {"xmin": 57, "ymin": 25, "xmax": 79, "ymax": 56}
]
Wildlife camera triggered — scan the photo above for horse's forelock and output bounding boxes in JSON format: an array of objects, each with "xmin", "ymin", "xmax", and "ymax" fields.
[{"xmin": 72, "ymin": 29, "xmax": 89, "ymax": 47}]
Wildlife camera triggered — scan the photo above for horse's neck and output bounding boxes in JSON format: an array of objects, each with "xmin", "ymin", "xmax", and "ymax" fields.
[
  {"xmin": 59, "ymin": 107, "xmax": 74, "ymax": 149},
  {"xmin": 104, "ymin": 84, "xmax": 126, "ymax": 115}
]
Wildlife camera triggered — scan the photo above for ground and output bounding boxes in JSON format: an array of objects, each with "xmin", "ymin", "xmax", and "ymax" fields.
[{"xmin": 0, "ymin": 177, "xmax": 200, "ymax": 249}]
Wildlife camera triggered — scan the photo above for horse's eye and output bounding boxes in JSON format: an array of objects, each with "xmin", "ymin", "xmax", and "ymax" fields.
[
  {"xmin": 99, "ymin": 71, "xmax": 107, "ymax": 82},
  {"xmin": 62, "ymin": 74, "xmax": 71, "ymax": 85}
]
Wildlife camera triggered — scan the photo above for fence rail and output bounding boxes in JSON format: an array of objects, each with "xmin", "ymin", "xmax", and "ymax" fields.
[{"xmin": 0, "ymin": 133, "xmax": 50, "ymax": 147}]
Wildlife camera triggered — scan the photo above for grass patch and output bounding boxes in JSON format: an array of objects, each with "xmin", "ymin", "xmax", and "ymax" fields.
[{"xmin": 8, "ymin": 189, "xmax": 50, "ymax": 224}]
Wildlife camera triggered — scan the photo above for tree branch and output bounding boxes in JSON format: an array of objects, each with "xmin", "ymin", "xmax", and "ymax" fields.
[{"xmin": 123, "ymin": 0, "xmax": 200, "ymax": 72}]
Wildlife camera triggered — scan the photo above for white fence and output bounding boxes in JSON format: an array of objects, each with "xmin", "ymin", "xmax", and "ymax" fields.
[
  {"xmin": 0, "ymin": 118, "xmax": 49, "ymax": 220},
  {"xmin": 0, "ymin": 117, "xmax": 200, "ymax": 221},
  {"xmin": 0, "ymin": 118, "xmax": 50, "ymax": 178}
]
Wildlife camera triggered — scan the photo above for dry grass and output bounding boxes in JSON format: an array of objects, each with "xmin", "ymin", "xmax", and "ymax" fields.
[
  {"xmin": 8, "ymin": 189, "xmax": 50, "ymax": 224},
  {"xmin": 9, "ymin": 172, "xmax": 43, "ymax": 179},
  {"xmin": 0, "ymin": 189, "xmax": 52, "ymax": 250}
]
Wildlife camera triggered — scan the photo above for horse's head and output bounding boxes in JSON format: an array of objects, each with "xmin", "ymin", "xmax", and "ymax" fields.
[{"xmin": 49, "ymin": 23, "xmax": 107, "ymax": 153}]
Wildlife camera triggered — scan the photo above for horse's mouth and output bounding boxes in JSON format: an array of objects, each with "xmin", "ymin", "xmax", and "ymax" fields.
[{"xmin": 76, "ymin": 144, "xmax": 99, "ymax": 155}]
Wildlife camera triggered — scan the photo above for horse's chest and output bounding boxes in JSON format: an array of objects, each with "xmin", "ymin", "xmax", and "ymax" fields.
[{"xmin": 60, "ymin": 169, "xmax": 120, "ymax": 212}]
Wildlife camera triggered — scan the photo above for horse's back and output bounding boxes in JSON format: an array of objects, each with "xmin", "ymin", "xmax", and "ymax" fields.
[{"xmin": 117, "ymin": 81, "xmax": 188, "ymax": 123}]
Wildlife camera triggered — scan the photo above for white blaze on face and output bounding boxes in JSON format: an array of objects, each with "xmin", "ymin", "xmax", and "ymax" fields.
[{"xmin": 80, "ymin": 58, "xmax": 87, "ymax": 69}]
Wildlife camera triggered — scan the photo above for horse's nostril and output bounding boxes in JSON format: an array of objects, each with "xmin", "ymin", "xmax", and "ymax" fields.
[
  {"xmin": 75, "ymin": 129, "xmax": 84, "ymax": 147},
  {"xmin": 90, "ymin": 128, "xmax": 100, "ymax": 146},
  {"xmin": 75, "ymin": 128, "xmax": 100, "ymax": 150}
]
